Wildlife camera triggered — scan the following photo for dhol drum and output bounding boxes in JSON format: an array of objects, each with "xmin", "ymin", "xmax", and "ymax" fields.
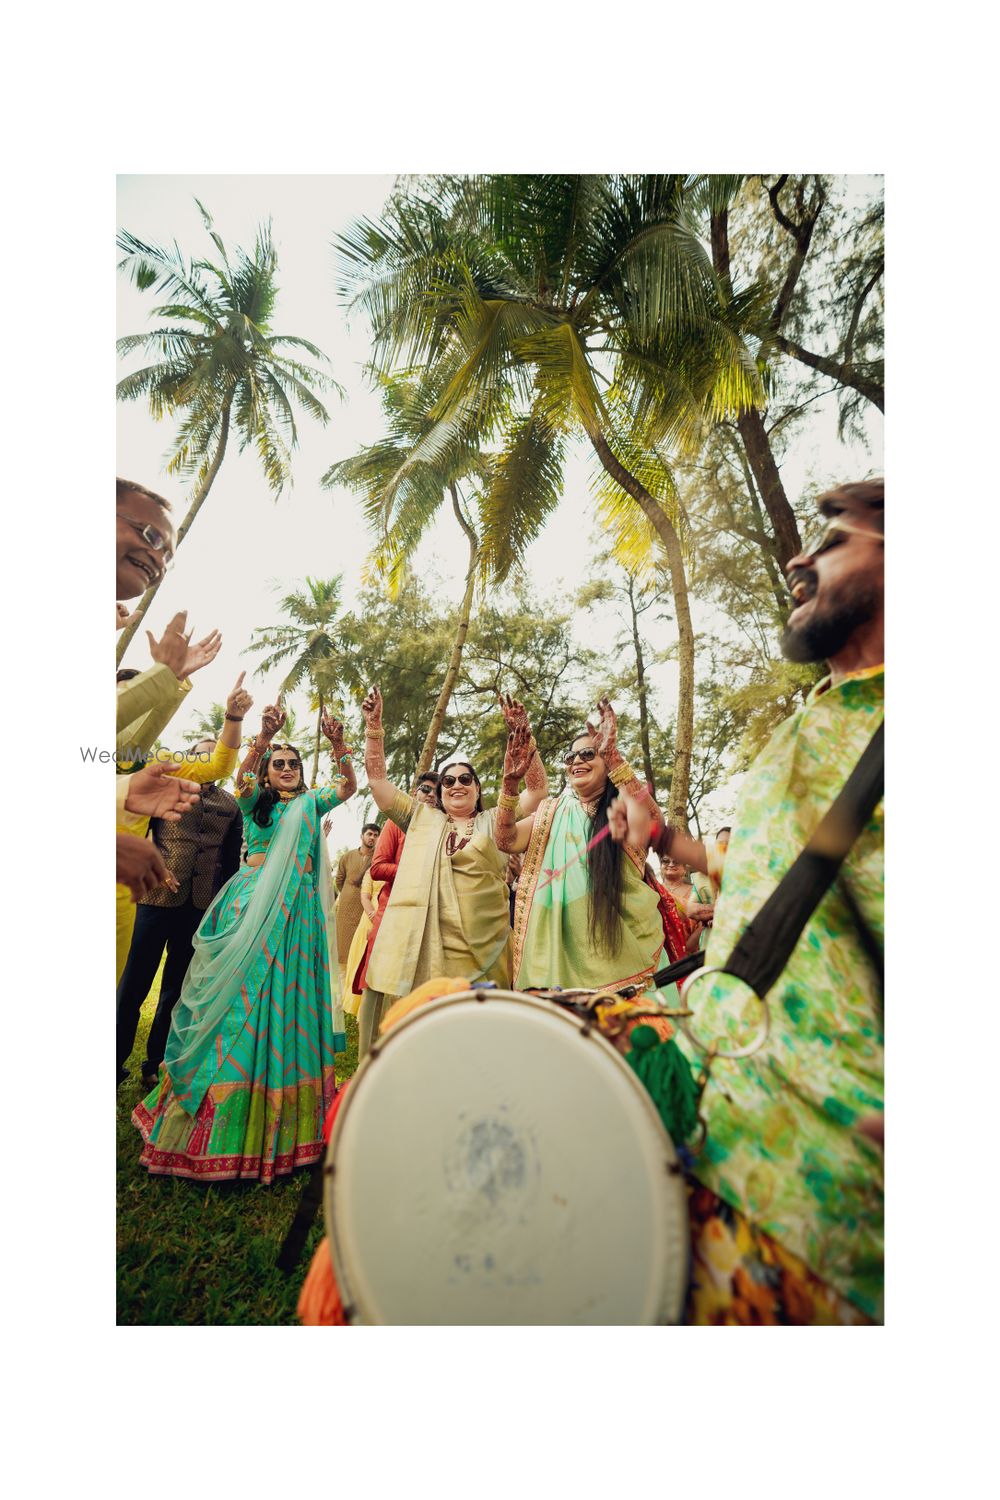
[{"xmin": 323, "ymin": 987, "xmax": 690, "ymax": 1325}]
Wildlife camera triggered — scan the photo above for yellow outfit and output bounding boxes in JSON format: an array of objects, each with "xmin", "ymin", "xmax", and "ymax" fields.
[
  {"xmin": 342, "ymin": 870, "xmax": 384, "ymax": 1018},
  {"xmin": 115, "ymin": 740, "xmax": 239, "ymax": 983},
  {"xmin": 116, "ymin": 662, "xmax": 191, "ymax": 758}
]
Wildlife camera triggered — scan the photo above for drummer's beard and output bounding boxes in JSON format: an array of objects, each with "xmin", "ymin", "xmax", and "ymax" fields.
[{"xmin": 781, "ymin": 577, "xmax": 880, "ymax": 664}]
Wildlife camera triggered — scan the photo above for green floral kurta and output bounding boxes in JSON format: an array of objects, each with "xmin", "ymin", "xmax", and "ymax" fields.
[{"xmin": 680, "ymin": 666, "xmax": 884, "ymax": 1321}]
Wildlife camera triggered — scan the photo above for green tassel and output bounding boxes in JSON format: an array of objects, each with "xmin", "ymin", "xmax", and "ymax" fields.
[{"xmin": 626, "ymin": 1025, "xmax": 700, "ymax": 1144}]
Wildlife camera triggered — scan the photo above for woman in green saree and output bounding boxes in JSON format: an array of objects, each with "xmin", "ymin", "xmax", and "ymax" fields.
[
  {"xmin": 132, "ymin": 703, "xmax": 356, "ymax": 1184},
  {"xmin": 356, "ymin": 688, "xmax": 548, "ymax": 1057},
  {"xmin": 496, "ymin": 699, "xmax": 683, "ymax": 1005}
]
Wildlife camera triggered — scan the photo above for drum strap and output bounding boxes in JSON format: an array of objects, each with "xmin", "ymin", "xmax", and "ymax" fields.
[
  {"xmin": 649, "ymin": 721, "xmax": 883, "ymax": 999},
  {"xmin": 720, "ymin": 719, "xmax": 883, "ymax": 999},
  {"xmin": 276, "ymin": 1158, "xmax": 326, "ymax": 1274}
]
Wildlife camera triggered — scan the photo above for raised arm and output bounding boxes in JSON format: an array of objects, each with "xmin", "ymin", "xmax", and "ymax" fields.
[
  {"xmin": 173, "ymin": 673, "xmax": 254, "ymax": 784},
  {"xmin": 315, "ymin": 714, "xmax": 356, "ymax": 811},
  {"xmin": 234, "ymin": 700, "xmax": 286, "ymax": 803},
  {"xmin": 360, "ymin": 686, "xmax": 405, "ymax": 816},
  {"xmin": 494, "ymin": 724, "xmax": 541, "ymax": 856},
  {"xmin": 606, "ymin": 791, "xmax": 710, "ymax": 878},
  {"xmin": 499, "ymin": 693, "xmax": 548, "ymax": 816}
]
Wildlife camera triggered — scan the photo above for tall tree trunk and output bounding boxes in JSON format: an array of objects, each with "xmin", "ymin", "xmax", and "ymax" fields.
[
  {"xmin": 310, "ymin": 687, "xmax": 329, "ymax": 784},
  {"xmin": 116, "ymin": 403, "xmax": 232, "ymax": 665},
  {"xmin": 735, "ymin": 408, "xmax": 801, "ymax": 569},
  {"xmin": 626, "ymin": 574, "xmax": 656, "ymax": 799},
  {"xmin": 726, "ymin": 431, "xmax": 790, "ymax": 613},
  {"xmin": 312, "ymin": 698, "xmax": 323, "ymax": 785},
  {"xmin": 414, "ymin": 485, "xmax": 479, "ymax": 781},
  {"xmin": 710, "ymin": 208, "xmax": 802, "ymax": 571},
  {"xmin": 587, "ymin": 428, "xmax": 693, "ymax": 831}
]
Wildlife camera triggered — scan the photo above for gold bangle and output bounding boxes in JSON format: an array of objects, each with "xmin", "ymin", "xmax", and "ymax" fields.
[
  {"xmin": 608, "ymin": 761, "xmax": 637, "ymax": 788},
  {"xmin": 365, "ymin": 727, "xmax": 385, "ymax": 739},
  {"xmin": 497, "ymin": 792, "xmax": 520, "ymax": 813}
]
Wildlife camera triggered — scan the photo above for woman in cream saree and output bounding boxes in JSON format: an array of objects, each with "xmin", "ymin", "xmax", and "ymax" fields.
[{"xmin": 356, "ymin": 688, "xmax": 548, "ymax": 1057}]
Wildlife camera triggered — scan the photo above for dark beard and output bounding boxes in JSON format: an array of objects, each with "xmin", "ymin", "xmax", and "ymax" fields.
[{"xmin": 780, "ymin": 582, "xmax": 880, "ymax": 665}]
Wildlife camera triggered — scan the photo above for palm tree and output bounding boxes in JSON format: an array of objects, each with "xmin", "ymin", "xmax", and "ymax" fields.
[
  {"xmin": 324, "ymin": 370, "xmax": 505, "ymax": 778},
  {"xmin": 336, "ymin": 175, "xmax": 766, "ymax": 825},
  {"xmin": 115, "ymin": 200, "xmax": 338, "ymax": 663},
  {"xmin": 188, "ymin": 701, "xmax": 227, "ymax": 742},
  {"xmin": 244, "ymin": 576, "xmax": 343, "ymax": 783}
]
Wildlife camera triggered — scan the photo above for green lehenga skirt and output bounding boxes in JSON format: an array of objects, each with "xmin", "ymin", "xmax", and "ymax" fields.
[{"xmin": 133, "ymin": 799, "xmax": 341, "ymax": 1184}]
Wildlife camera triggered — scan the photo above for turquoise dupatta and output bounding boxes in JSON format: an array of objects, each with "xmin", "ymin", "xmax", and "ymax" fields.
[{"xmin": 165, "ymin": 792, "xmax": 344, "ymax": 1116}]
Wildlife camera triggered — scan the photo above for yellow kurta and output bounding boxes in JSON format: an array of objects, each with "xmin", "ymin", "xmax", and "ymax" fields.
[
  {"xmin": 116, "ymin": 663, "xmax": 192, "ymax": 759},
  {"xmin": 115, "ymin": 740, "xmax": 239, "ymax": 983}
]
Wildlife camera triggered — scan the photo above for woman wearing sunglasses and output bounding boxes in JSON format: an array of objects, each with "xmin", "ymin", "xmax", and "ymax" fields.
[
  {"xmin": 132, "ymin": 700, "xmax": 357, "ymax": 1184},
  {"xmin": 495, "ymin": 697, "xmax": 683, "ymax": 1016},
  {"xmin": 356, "ymin": 688, "xmax": 548, "ymax": 1057}
]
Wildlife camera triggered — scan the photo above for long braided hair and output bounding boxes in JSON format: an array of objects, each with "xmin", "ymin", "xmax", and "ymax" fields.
[
  {"xmin": 567, "ymin": 732, "xmax": 626, "ymax": 956},
  {"xmin": 251, "ymin": 742, "xmax": 309, "ymax": 828}
]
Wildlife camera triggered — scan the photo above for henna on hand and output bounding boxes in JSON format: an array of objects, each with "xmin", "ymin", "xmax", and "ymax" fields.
[
  {"xmin": 503, "ymin": 725, "xmax": 534, "ymax": 782},
  {"xmin": 524, "ymin": 748, "xmax": 546, "ymax": 792},
  {"xmin": 365, "ymin": 738, "xmax": 387, "ymax": 782},
  {"xmin": 495, "ymin": 804, "xmax": 520, "ymax": 852}
]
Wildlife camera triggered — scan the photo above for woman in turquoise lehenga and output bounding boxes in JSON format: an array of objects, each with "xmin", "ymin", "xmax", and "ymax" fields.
[{"xmin": 133, "ymin": 704, "xmax": 356, "ymax": 1184}]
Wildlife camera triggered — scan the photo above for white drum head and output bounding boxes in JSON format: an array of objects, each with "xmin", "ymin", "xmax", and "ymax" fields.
[{"xmin": 325, "ymin": 990, "xmax": 689, "ymax": 1324}]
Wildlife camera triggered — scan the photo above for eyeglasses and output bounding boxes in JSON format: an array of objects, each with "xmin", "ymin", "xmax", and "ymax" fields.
[
  {"xmin": 270, "ymin": 757, "xmax": 301, "ymax": 771},
  {"xmin": 122, "ymin": 516, "xmax": 174, "ymax": 567},
  {"xmin": 416, "ymin": 784, "xmax": 437, "ymax": 796},
  {"xmin": 799, "ymin": 518, "xmax": 882, "ymax": 563},
  {"xmin": 441, "ymin": 772, "xmax": 475, "ymax": 787},
  {"xmin": 563, "ymin": 748, "xmax": 598, "ymax": 766}
]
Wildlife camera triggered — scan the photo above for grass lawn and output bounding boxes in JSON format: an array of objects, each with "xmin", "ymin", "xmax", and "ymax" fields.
[{"xmin": 116, "ymin": 964, "xmax": 359, "ymax": 1326}]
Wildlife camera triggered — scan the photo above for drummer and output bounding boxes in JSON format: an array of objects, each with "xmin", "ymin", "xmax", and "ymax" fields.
[{"xmin": 609, "ymin": 480, "xmax": 884, "ymax": 1326}]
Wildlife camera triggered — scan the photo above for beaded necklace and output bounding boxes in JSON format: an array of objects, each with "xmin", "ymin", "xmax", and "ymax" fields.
[{"xmin": 445, "ymin": 815, "xmax": 476, "ymax": 857}]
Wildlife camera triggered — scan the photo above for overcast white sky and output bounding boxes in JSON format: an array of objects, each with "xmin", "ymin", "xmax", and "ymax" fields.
[{"xmin": 117, "ymin": 175, "xmax": 882, "ymax": 844}]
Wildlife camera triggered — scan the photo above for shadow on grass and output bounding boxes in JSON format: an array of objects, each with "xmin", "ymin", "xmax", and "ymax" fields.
[{"xmin": 117, "ymin": 975, "xmax": 359, "ymax": 1326}]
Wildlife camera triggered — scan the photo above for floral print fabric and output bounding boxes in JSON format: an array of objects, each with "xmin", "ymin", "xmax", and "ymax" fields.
[{"xmin": 679, "ymin": 667, "xmax": 884, "ymax": 1322}]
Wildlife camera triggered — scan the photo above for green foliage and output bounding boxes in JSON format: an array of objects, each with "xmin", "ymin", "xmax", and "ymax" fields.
[
  {"xmin": 245, "ymin": 576, "xmax": 344, "ymax": 698},
  {"xmin": 305, "ymin": 575, "xmax": 603, "ymax": 796},
  {"xmin": 451, "ymin": 580, "xmax": 603, "ymax": 793},
  {"xmin": 333, "ymin": 174, "xmax": 765, "ymax": 582},
  {"xmin": 117, "ymin": 200, "xmax": 339, "ymax": 496}
]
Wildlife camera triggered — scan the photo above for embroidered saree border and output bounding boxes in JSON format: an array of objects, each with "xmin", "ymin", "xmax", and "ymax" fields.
[{"xmin": 511, "ymin": 796, "xmax": 556, "ymax": 981}]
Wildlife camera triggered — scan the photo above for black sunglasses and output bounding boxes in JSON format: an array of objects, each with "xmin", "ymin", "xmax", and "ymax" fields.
[
  {"xmin": 564, "ymin": 748, "xmax": 597, "ymax": 766},
  {"xmin": 441, "ymin": 772, "xmax": 475, "ymax": 787},
  {"xmin": 416, "ymin": 782, "xmax": 437, "ymax": 794},
  {"xmin": 270, "ymin": 757, "xmax": 301, "ymax": 771}
]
